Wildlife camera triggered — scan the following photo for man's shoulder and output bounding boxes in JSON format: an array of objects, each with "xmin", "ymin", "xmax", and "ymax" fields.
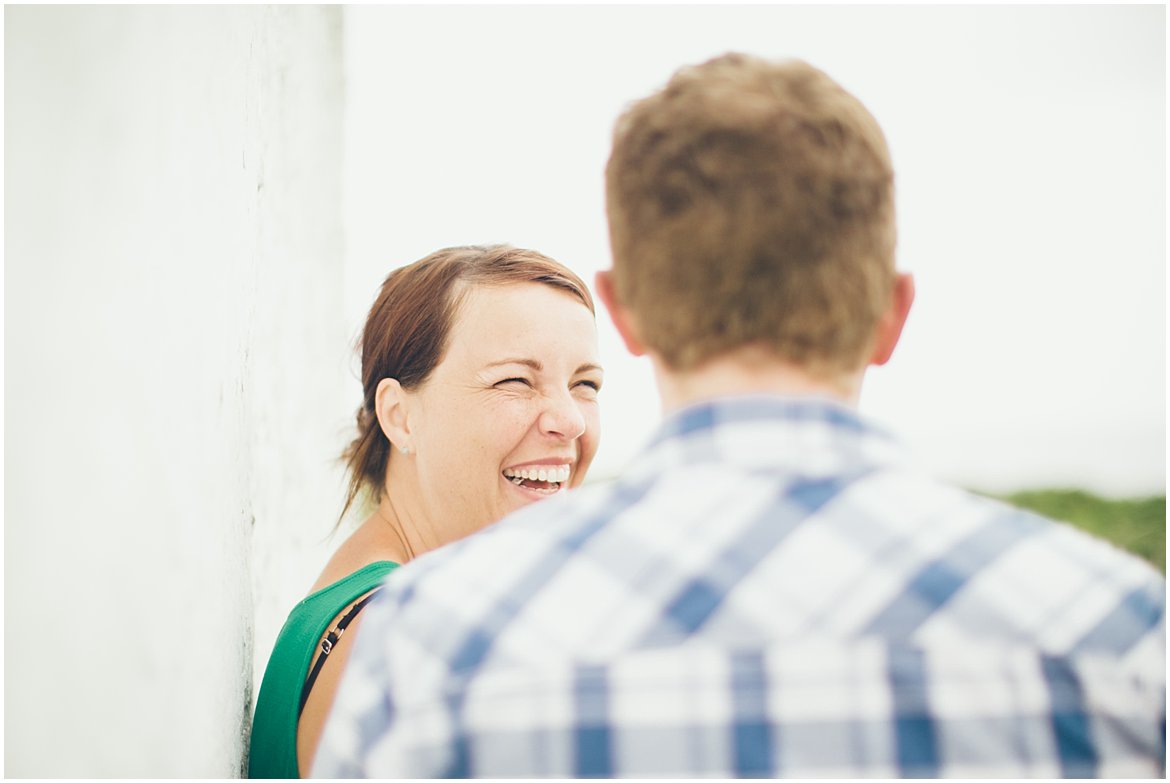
[
  {"xmin": 855, "ymin": 468, "xmax": 1165, "ymax": 655},
  {"xmin": 943, "ymin": 480, "xmax": 1161, "ymax": 587},
  {"xmin": 378, "ymin": 480, "xmax": 620, "ymax": 618},
  {"xmin": 420, "ymin": 479, "xmax": 618, "ymax": 572},
  {"xmin": 866, "ymin": 462, "xmax": 1160, "ymax": 579}
]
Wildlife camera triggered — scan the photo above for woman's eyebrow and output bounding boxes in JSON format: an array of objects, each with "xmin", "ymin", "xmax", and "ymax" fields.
[
  {"xmin": 483, "ymin": 358, "xmax": 542, "ymax": 371},
  {"xmin": 482, "ymin": 359, "xmax": 603, "ymax": 375}
]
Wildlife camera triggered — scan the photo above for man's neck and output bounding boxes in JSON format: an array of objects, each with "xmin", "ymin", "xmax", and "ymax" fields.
[{"xmin": 652, "ymin": 346, "xmax": 863, "ymax": 415}]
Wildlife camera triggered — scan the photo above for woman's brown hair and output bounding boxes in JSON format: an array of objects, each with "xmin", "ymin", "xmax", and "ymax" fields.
[{"xmin": 338, "ymin": 244, "xmax": 594, "ymax": 524}]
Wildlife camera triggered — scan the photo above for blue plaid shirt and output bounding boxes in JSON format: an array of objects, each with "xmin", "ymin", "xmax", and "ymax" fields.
[{"xmin": 313, "ymin": 395, "xmax": 1165, "ymax": 777}]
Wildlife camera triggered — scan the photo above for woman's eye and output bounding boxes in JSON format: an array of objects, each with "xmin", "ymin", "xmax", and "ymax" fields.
[
  {"xmin": 496, "ymin": 377, "xmax": 532, "ymax": 388},
  {"xmin": 574, "ymin": 380, "xmax": 601, "ymax": 393}
]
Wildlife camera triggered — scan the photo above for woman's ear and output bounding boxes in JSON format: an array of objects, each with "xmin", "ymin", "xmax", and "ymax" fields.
[
  {"xmin": 595, "ymin": 270, "xmax": 646, "ymax": 357},
  {"xmin": 374, "ymin": 377, "xmax": 412, "ymax": 452}
]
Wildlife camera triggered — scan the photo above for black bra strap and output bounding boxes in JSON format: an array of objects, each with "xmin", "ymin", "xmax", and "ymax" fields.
[{"xmin": 299, "ymin": 587, "xmax": 383, "ymax": 716}]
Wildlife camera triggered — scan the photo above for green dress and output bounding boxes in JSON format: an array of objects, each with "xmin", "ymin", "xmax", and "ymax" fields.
[{"xmin": 248, "ymin": 561, "xmax": 400, "ymax": 778}]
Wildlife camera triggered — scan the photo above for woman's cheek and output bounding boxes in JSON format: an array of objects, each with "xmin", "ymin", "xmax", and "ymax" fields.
[
  {"xmin": 575, "ymin": 401, "xmax": 601, "ymax": 480},
  {"xmin": 495, "ymin": 398, "xmax": 540, "ymax": 441}
]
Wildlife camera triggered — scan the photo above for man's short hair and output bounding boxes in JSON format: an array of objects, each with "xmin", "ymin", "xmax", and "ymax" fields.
[{"xmin": 605, "ymin": 54, "xmax": 897, "ymax": 377}]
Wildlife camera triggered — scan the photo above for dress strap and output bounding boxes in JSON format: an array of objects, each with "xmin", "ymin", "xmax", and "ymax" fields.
[{"xmin": 298, "ymin": 587, "xmax": 383, "ymax": 715}]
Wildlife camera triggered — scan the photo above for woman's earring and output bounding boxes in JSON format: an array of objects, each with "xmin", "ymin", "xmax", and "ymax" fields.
[{"xmin": 399, "ymin": 445, "xmax": 411, "ymax": 455}]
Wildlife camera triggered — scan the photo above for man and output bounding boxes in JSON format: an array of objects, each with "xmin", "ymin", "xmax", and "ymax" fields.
[{"xmin": 313, "ymin": 54, "xmax": 1164, "ymax": 777}]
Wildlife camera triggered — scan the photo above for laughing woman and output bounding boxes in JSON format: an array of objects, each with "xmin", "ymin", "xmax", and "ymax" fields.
[{"xmin": 248, "ymin": 245, "xmax": 603, "ymax": 778}]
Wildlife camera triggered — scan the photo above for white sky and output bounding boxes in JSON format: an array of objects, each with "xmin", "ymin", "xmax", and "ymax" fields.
[{"xmin": 342, "ymin": 4, "xmax": 1165, "ymax": 497}]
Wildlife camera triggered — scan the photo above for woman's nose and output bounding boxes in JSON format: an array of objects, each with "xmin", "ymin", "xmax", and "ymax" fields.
[{"xmin": 539, "ymin": 390, "xmax": 587, "ymax": 441}]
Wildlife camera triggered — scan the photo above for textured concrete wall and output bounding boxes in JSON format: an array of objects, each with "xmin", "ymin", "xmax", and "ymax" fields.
[{"xmin": 5, "ymin": 6, "xmax": 346, "ymax": 776}]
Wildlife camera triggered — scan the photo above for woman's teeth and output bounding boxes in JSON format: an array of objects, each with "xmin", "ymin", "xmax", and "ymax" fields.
[{"xmin": 503, "ymin": 465, "xmax": 571, "ymax": 484}]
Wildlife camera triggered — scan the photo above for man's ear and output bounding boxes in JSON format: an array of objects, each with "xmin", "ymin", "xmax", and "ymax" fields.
[
  {"xmin": 374, "ymin": 377, "xmax": 412, "ymax": 451},
  {"xmin": 595, "ymin": 270, "xmax": 646, "ymax": 357},
  {"xmin": 868, "ymin": 272, "xmax": 915, "ymax": 367}
]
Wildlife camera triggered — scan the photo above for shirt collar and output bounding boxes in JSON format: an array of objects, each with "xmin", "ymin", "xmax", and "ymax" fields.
[{"xmin": 625, "ymin": 393, "xmax": 908, "ymax": 483}]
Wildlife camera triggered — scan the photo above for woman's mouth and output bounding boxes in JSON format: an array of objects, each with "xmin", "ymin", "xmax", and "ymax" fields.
[{"xmin": 502, "ymin": 465, "xmax": 570, "ymax": 495}]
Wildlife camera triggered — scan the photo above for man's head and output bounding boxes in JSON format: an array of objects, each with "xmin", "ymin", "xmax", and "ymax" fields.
[{"xmin": 600, "ymin": 54, "xmax": 911, "ymax": 393}]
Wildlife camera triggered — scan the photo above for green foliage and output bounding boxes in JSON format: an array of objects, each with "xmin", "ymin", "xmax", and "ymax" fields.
[{"xmin": 991, "ymin": 489, "xmax": 1165, "ymax": 573}]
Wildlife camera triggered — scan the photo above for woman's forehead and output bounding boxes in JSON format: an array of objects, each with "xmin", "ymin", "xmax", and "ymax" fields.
[{"xmin": 443, "ymin": 282, "xmax": 599, "ymax": 368}]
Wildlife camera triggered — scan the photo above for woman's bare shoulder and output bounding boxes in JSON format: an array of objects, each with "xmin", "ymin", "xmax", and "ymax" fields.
[{"xmin": 309, "ymin": 514, "xmax": 405, "ymax": 594}]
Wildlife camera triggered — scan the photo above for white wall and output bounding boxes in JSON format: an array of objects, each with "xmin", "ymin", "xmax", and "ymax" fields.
[{"xmin": 5, "ymin": 6, "xmax": 347, "ymax": 776}]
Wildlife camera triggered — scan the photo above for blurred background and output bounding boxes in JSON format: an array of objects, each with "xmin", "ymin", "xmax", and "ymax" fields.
[
  {"xmin": 5, "ymin": 4, "xmax": 1164, "ymax": 777},
  {"xmin": 344, "ymin": 4, "xmax": 1165, "ymax": 497}
]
